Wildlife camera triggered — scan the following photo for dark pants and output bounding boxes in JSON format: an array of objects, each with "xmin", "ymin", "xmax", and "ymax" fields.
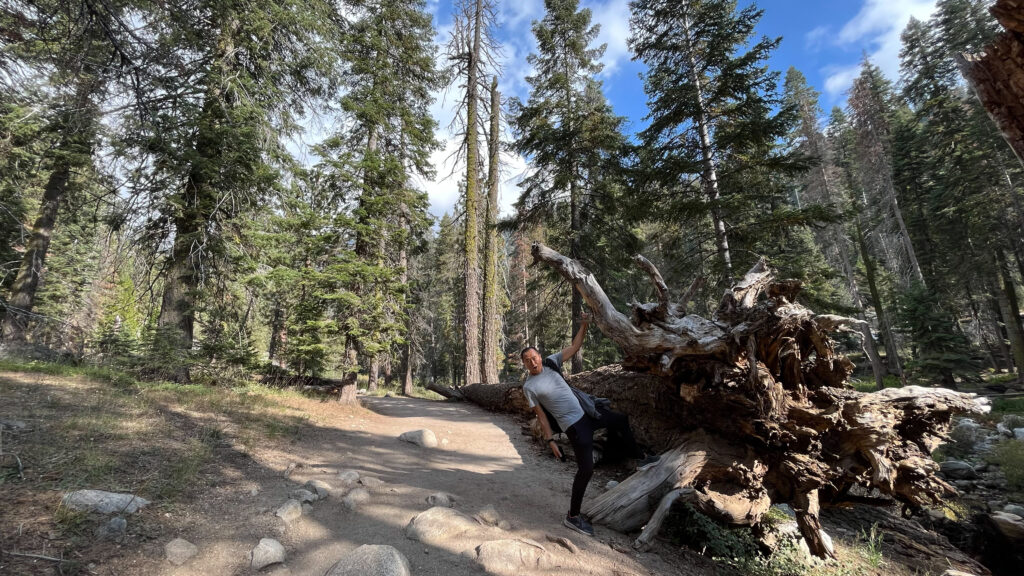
[{"xmin": 565, "ymin": 407, "xmax": 642, "ymax": 516}]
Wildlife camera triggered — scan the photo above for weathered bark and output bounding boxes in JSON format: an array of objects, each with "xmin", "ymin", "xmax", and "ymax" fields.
[
  {"xmin": 481, "ymin": 76, "xmax": 501, "ymax": 384},
  {"xmin": 522, "ymin": 243, "xmax": 987, "ymax": 556},
  {"xmin": 461, "ymin": 0, "xmax": 484, "ymax": 387},
  {"xmin": 338, "ymin": 339, "xmax": 359, "ymax": 404},
  {"xmin": 367, "ymin": 356, "xmax": 380, "ymax": 392},
  {"xmin": 267, "ymin": 302, "xmax": 285, "ymax": 364},
  {"xmin": 957, "ymin": 0, "xmax": 1024, "ymax": 166}
]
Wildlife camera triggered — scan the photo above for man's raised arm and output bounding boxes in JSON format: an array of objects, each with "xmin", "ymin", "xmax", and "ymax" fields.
[{"xmin": 558, "ymin": 312, "xmax": 591, "ymax": 363}]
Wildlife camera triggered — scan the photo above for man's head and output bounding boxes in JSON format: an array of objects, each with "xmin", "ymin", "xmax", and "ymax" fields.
[{"xmin": 521, "ymin": 346, "xmax": 543, "ymax": 376}]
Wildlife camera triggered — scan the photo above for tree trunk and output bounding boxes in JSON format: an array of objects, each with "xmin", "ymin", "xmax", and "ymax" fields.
[
  {"xmin": 338, "ymin": 338, "xmax": 359, "ymax": 404},
  {"xmin": 856, "ymin": 215, "xmax": 903, "ymax": 380},
  {"xmin": 995, "ymin": 250, "xmax": 1024, "ymax": 375},
  {"xmin": 2, "ymin": 77, "xmax": 99, "ymax": 344},
  {"xmin": 462, "ymin": 0, "xmax": 484, "ymax": 387},
  {"xmin": 1, "ymin": 162, "xmax": 70, "ymax": 343},
  {"xmin": 679, "ymin": 10, "xmax": 731, "ymax": 280},
  {"xmin": 268, "ymin": 302, "xmax": 284, "ymax": 364},
  {"xmin": 956, "ymin": 1, "xmax": 1024, "ymax": 166},
  {"xmin": 368, "ymin": 356, "xmax": 380, "ymax": 392},
  {"xmin": 481, "ymin": 76, "xmax": 501, "ymax": 384}
]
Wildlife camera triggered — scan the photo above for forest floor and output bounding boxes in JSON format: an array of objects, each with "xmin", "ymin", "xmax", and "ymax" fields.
[{"xmin": 0, "ymin": 362, "xmax": 999, "ymax": 576}]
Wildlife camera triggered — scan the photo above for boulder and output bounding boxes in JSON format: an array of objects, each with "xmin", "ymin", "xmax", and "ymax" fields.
[
  {"xmin": 1004, "ymin": 504, "xmax": 1024, "ymax": 518},
  {"xmin": 95, "ymin": 516, "xmax": 127, "ymax": 541},
  {"xmin": 323, "ymin": 544, "xmax": 411, "ymax": 576},
  {"xmin": 275, "ymin": 499, "xmax": 303, "ymax": 523},
  {"xmin": 426, "ymin": 492, "xmax": 456, "ymax": 508},
  {"xmin": 305, "ymin": 479, "xmax": 332, "ymax": 499},
  {"xmin": 398, "ymin": 429, "xmax": 438, "ymax": 448},
  {"xmin": 165, "ymin": 538, "xmax": 198, "ymax": 566},
  {"xmin": 997, "ymin": 423, "xmax": 1013, "ymax": 438},
  {"xmin": 338, "ymin": 470, "xmax": 360, "ymax": 486},
  {"xmin": 343, "ymin": 488, "xmax": 371, "ymax": 510},
  {"xmin": 251, "ymin": 538, "xmax": 286, "ymax": 570},
  {"xmin": 405, "ymin": 506, "xmax": 482, "ymax": 546},
  {"xmin": 62, "ymin": 490, "xmax": 150, "ymax": 514},
  {"xmin": 604, "ymin": 480, "xmax": 619, "ymax": 490},
  {"xmin": 474, "ymin": 539, "xmax": 548, "ymax": 574},
  {"xmin": 1014, "ymin": 428, "xmax": 1024, "ymax": 441},
  {"xmin": 989, "ymin": 511, "xmax": 1024, "ymax": 544},
  {"xmin": 940, "ymin": 460, "xmax": 978, "ymax": 480},
  {"xmin": 290, "ymin": 488, "xmax": 317, "ymax": 503}
]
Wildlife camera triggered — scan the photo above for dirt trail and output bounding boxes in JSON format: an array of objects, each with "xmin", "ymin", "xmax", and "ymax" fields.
[{"xmin": 112, "ymin": 394, "xmax": 709, "ymax": 576}]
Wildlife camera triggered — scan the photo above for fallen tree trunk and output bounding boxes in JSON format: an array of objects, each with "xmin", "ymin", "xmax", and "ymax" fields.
[{"xmin": 525, "ymin": 243, "xmax": 988, "ymax": 559}]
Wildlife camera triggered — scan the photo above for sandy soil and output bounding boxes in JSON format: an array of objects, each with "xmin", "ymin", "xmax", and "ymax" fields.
[{"xmin": 100, "ymin": 394, "xmax": 716, "ymax": 576}]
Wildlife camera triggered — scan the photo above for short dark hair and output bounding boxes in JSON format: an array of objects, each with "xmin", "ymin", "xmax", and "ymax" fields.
[{"xmin": 520, "ymin": 346, "xmax": 539, "ymax": 359}]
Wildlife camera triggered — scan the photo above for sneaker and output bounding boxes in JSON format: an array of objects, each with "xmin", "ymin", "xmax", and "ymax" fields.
[
  {"xmin": 635, "ymin": 453, "xmax": 661, "ymax": 472},
  {"xmin": 563, "ymin": 514, "xmax": 595, "ymax": 537}
]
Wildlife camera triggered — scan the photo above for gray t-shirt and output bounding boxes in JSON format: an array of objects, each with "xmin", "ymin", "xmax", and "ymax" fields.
[{"xmin": 523, "ymin": 353, "xmax": 584, "ymax": 432}]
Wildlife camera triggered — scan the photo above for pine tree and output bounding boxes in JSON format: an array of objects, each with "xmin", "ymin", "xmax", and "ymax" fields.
[
  {"xmin": 481, "ymin": 76, "xmax": 502, "ymax": 384},
  {"xmin": 630, "ymin": 0, "xmax": 790, "ymax": 282},
  {"xmin": 510, "ymin": 0, "xmax": 627, "ymax": 372}
]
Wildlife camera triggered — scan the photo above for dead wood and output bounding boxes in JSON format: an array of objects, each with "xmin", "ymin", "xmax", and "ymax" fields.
[{"xmin": 527, "ymin": 242, "xmax": 989, "ymax": 557}]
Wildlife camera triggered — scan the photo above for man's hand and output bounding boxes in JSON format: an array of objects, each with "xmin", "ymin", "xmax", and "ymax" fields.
[{"xmin": 549, "ymin": 440, "xmax": 564, "ymax": 460}]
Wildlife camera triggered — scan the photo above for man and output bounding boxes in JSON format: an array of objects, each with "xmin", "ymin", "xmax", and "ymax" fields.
[{"xmin": 521, "ymin": 312, "xmax": 659, "ymax": 537}]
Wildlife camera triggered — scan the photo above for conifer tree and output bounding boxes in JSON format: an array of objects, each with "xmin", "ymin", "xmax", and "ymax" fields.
[
  {"xmin": 447, "ymin": 0, "xmax": 499, "ymax": 385},
  {"xmin": 630, "ymin": 0, "xmax": 788, "ymax": 282},
  {"xmin": 481, "ymin": 77, "xmax": 502, "ymax": 383},
  {"xmin": 511, "ymin": 0, "xmax": 627, "ymax": 372}
]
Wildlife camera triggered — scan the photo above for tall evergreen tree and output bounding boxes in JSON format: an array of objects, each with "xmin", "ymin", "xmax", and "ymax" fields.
[
  {"xmin": 630, "ymin": 0, "xmax": 791, "ymax": 282},
  {"xmin": 510, "ymin": 0, "xmax": 627, "ymax": 373},
  {"xmin": 481, "ymin": 76, "xmax": 502, "ymax": 383}
]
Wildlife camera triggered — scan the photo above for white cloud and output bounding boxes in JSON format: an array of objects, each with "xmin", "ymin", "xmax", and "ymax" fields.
[
  {"xmin": 586, "ymin": 0, "xmax": 632, "ymax": 77},
  {"xmin": 821, "ymin": 0, "xmax": 937, "ymax": 98},
  {"xmin": 805, "ymin": 25, "xmax": 829, "ymax": 50}
]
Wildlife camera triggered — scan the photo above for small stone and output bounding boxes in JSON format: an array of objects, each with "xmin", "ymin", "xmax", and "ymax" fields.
[
  {"xmin": 1014, "ymin": 428, "xmax": 1024, "ymax": 441},
  {"xmin": 290, "ymin": 488, "xmax": 317, "ymax": 503},
  {"xmin": 251, "ymin": 538, "xmax": 286, "ymax": 570},
  {"xmin": 343, "ymin": 488, "xmax": 371, "ymax": 510},
  {"xmin": 605, "ymin": 480, "xmax": 619, "ymax": 490},
  {"xmin": 545, "ymin": 534, "xmax": 579, "ymax": 554},
  {"xmin": 1004, "ymin": 504, "xmax": 1024, "ymax": 517},
  {"xmin": 441, "ymin": 438, "xmax": 450, "ymax": 447},
  {"xmin": 95, "ymin": 517, "xmax": 127, "ymax": 541},
  {"xmin": 323, "ymin": 544, "xmax": 412, "ymax": 576},
  {"xmin": 940, "ymin": 570, "xmax": 980, "ymax": 576},
  {"xmin": 940, "ymin": 460, "xmax": 978, "ymax": 480},
  {"xmin": 305, "ymin": 480, "xmax": 332, "ymax": 499},
  {"xmin": 997, "ymin": 423, "xmax": 1013, "ymax": 437},
  {"xmin": 0, "ymin": 419, "xmax": 27, "ymax": 431},
  {"xmin": 426, "ymin": 492, "xmax": 455, "ymax": 508},
  {"xmin": 337, "ymin": 470, "xmax": 361, "ymax": 486},
  {"xmin": 497, "ymin": 520, "xmax": 511, "ymax": 531},
  {"xmin": 249, "ymin": 487, "xmax": 260, "ymax": 497},
  {"xmin": 165, "ymin": 538, "xmax": 199, "ymax": 566},
  {"xmin": 990, "ymin": 512, "xmax": 1024, "ymax": 543},
  {"xmin": 477, "ymin": 505, "xmax": 501, "ymax": 526},
  {"xmin": 62, "ymin": 490, "xmax": 150, "ymax": 514},
  {"xmin": 927, "ymin": 508, "xmax": 946, "ymax": 521},
  {"xmin": 302, "ymin": 503, "xmax": 314, "ymax": 514},
  {"xmin": 399, "ymin": 429, "xmax": 438, "ymax": 448},
  {"xmin": 275, "ymin": 499, "xmax": 303, "ymax": 523}
]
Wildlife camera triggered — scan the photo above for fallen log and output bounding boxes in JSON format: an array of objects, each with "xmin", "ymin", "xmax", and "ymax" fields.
[{"xmin": 526, "ymin": 243, "xmax": 988, "ymax": 558}]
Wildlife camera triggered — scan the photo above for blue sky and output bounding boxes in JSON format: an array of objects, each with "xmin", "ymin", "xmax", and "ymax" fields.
[{"xmin": 420, "ymin": 0, "xmax": 942, "ymax": 219}]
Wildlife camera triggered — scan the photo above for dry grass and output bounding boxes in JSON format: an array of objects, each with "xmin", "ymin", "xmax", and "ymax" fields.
[{"xmin": 0, "ymin": 362, "xmax": 311, "ymax": 575}]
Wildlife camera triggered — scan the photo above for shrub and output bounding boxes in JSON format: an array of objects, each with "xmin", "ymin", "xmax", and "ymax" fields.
[{"xmin": 987, "ymin": 440, "xmax": 1024, "ymax": 491}]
